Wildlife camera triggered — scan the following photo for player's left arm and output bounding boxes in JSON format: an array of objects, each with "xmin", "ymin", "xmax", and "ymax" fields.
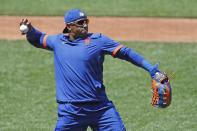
[
  {"xmin": 101, "ymin": 34, "xmax": 159, "ymax": 76},
  {"xmin": 115, "ymin": 46, "xmax": 159, "ymax": 77}
]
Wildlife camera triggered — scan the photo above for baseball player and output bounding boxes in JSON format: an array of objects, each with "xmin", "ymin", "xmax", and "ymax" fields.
[{"xmin": 20, "ymin": 9, "xmax": 159, "ymax": 131}]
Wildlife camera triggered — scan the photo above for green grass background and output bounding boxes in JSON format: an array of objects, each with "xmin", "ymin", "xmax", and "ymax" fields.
[
  {"xmin": 0, "ymin": 40, "xmax": 196, "ymax": 130},
  {"xmin": 1, "ymin": 0, "xmax": 197, "ymax": 17},
  {"xmin": 1, "ymin": 0, "xmax": 197, "ymax": 130}
]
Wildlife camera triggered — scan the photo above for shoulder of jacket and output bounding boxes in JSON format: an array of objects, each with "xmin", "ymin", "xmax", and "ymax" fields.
[{"xmin": 90, "ymin": 33, "xmax": 102, "ymax": 39}]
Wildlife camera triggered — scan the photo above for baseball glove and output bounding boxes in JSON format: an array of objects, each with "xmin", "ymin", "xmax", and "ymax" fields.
[{"xmin": 151, "ymin": 71, "xmax": 175, "ymax": 108}]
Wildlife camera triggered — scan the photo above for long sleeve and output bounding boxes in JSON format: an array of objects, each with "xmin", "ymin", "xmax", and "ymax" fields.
[
  {"xmin": 116, "ymin": 46, "xmax": 156, "ymax": 75},
  {"xmin": 26, "ymin": 26, "xmax": 46, "ymax": 49}
]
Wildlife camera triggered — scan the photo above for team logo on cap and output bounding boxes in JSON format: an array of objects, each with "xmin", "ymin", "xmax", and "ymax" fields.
[{"xmin": 79, "ymin": 12, "xmax": 85, "ymax": 16}]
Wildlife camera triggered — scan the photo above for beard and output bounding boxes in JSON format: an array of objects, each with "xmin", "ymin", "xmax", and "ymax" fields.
[{"xmin": 75, "ymin": 26, "xmax": 88, "ymax": 39}]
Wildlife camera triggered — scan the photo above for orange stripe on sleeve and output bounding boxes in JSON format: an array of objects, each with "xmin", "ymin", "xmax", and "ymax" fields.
[
  {"xmin": 112, "ymin": 45, "xmax": 123, "ymax": 57},
  {"xmin": 43, "ymin": 35, "xmax": 48, "ymax": 50}
]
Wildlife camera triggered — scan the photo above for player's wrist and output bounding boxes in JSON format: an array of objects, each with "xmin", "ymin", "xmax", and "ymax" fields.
[
  {"xmin": 141, "ymin": 60, "xmax": 160, "ymax": 77},
  {"xmin": 141, "ymin": 60, "xmax": 154, "ymax": 72},
  {"xmin": 149, "ymin": 63, "xmax": 160, "ymax": 78}
]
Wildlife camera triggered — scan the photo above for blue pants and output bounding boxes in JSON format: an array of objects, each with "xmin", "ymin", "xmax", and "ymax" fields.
[{"xmin": 54, "ymin": 101, "xmax": 126, "ymax": 131}]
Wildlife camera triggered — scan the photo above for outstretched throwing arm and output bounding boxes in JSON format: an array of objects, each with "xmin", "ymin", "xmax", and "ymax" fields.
[{"xmin": 19, "ymin": 18, "xmax": 51, "ymax": 50}]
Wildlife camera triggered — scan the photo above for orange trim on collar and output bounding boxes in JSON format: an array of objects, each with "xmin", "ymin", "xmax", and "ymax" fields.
[{"xmin": 112, "ymin": 45, "xmax": 123, "ymax": 57}]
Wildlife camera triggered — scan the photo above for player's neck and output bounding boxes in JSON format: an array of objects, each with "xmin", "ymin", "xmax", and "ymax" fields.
[{"xmin": 69, "ymin": 33, "xmax": 87, "ymax": 41}]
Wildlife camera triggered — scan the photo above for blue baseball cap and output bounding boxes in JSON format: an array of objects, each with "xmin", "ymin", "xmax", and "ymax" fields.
[{"xmin": 63, "ymin": 9, "xmax": 87, "ymax": 33}]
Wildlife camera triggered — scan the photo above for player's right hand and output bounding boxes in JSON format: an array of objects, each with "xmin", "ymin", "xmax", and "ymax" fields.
[{"xmin": 20, "ymin": 18, "xmax": 32, "ymax": 35}]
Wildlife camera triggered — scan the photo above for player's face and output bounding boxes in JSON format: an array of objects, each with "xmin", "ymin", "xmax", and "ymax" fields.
[{"xmin": 69, "ymin": 19, "xmax": 89, "ymax": 39}]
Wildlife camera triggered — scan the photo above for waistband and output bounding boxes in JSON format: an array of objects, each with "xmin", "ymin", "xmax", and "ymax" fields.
[{"xmin": 57, "ymin": 100, "xmax": 110, "ymax": 104}]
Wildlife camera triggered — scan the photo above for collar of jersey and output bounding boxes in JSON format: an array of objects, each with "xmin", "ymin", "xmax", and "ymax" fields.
[
  {"xmin": 60, "ymin": 33, "xmax": 101, "ymax": 45},
  {"xmin": 60, "ymin": 34, "xmax": 82, "ymax": 45}
]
